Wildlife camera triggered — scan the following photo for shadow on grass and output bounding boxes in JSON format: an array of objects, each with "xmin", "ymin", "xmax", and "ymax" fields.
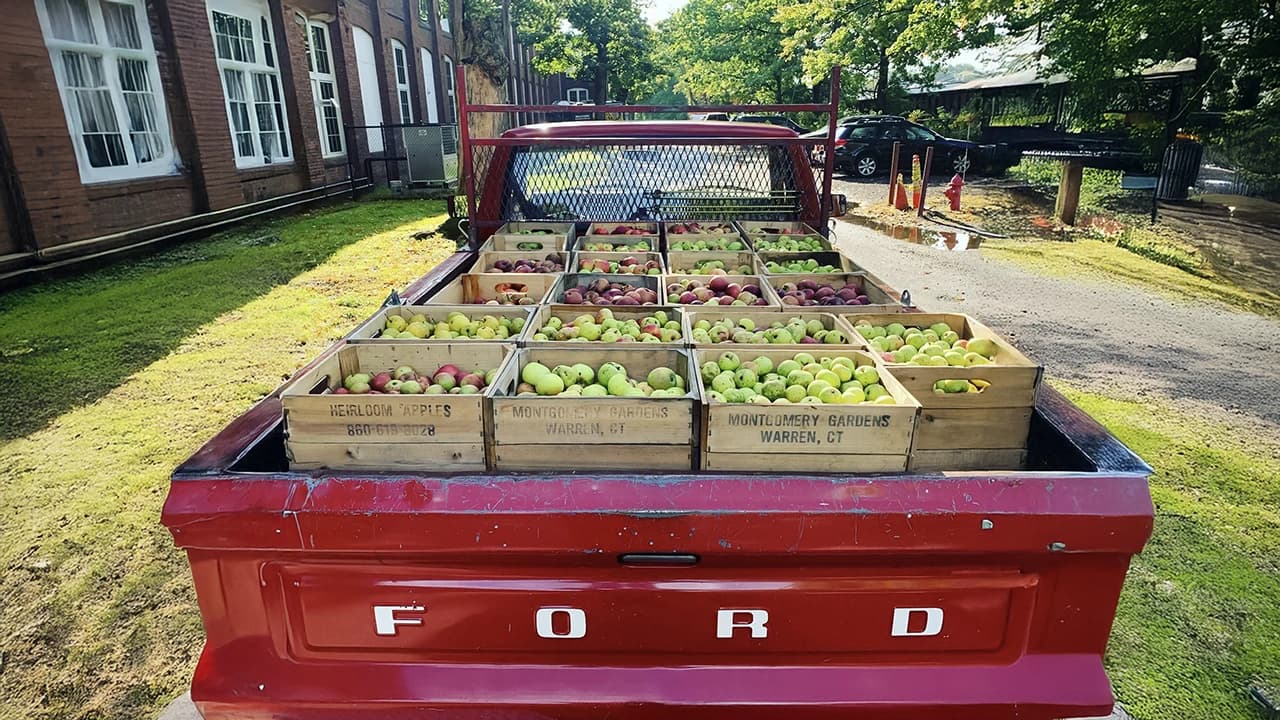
[{"xmin": 0, "ymin": 200, "xmax": 445, "ymax": 442}]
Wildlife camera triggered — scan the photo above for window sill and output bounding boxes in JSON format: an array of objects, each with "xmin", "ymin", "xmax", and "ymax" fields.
[
  {"xmin": 323, "ymin": 155, "xmax": 349, "ymax": 168},
  {"xmin": 235, "ymin": 162, "xmax": 298, "ymax": 180},
  {"xmin": 81, "ymin": 172, "xmax": 189, "ymax": 199}
]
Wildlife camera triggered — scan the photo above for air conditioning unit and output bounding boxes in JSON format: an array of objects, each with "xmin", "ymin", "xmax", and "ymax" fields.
[{"xmin": 402, "ymin": 124, "xmax": 458, "ymax": 187}]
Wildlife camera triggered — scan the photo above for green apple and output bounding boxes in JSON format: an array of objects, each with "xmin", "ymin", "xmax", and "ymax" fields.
[
  {"xmin": 817, "ymin": 386, "xmax": 842, "ymax": 404},
  {"xmin": 853, "ymin": 365, "xmax": 879, "ymax": 386},
  {"xmin": 598, "ymin": 362, "xmax": 627, "ymax": 385},
  {"xmin": 787, "ymin": 369, "xmax": 815, "ymax": 387},
  {"xmin": 582, "ymin": 383, "xmax": 608, "ymax": 397},
  {"xmin": 967, "ymin": 337, "xmax": 998, "ymax": 359},
  {"xmin": 776, "ymin": 359, "xmax": 801, "ymax": 376},
  {"xmin": 647, "ymin": 367, "xmax": 678, "ymax": 390},
  {"xmin": 607, "ymin": 374, "xmax": 632, "ymax": 396},
  {"xmin": 842, "ymin": 386, "xmax": 866, "ymax": 403},
  {"xmin": 718, "ymin": 352, "xmax": 741, "ymax": 372},
  {"xmin": 711, "ymin": 372, "xmax": 737, "ymax": 394},
  {"xmin": 753, "ymin": 356, "xmax": 774, "ymax": 375},
  {"xmin": 784, "ymin": 383, "xmax": 808, "ymax": 403},
  {"xmin": 865, "ymin": 383, "xmax": 888, "ymax": 400},
  {"xmin": 522, "ymin": 362, "xmax": 551, "ymax": 385},
  {"xmin": 535, "ymin": 374, "xmax": 565, "ymax": 395}
]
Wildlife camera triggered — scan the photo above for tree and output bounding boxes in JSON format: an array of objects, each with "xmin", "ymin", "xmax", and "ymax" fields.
[
  {"xmin": 775, "ymin": 0, "xmax": 1002, "ymax": 112},
  {"xmin": 518, "ymin": 0, "xmax": 654, "ymax": 105},
  {"xmin": 451, "ymin": 0, "xmax": 511, "ymax": 140},
  {"xmin": 656, "ymin": 0, "xmax": 809, "ymax": 105}
]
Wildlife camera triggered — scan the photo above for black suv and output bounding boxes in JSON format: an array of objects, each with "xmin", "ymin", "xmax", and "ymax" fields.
[
  {"xmin": 813, "ymin": 116, "xmax": 979, "ymax": 177},
  {"xmin": 732, "ymin": 114, "xmax": 809, "ymax": 134}
]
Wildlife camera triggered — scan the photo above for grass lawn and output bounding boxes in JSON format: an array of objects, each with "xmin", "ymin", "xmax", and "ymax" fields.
[
  {"xmin": 0, "ymin": 200, "xmax": 1276, "ymax": 720},
  {"xmin": 0, "ymin": 200, "xmax": 454, "ymax": 720},
  {"xmin": 985, "ymin": 238, "xmax": 1280, "ymax": 318}
]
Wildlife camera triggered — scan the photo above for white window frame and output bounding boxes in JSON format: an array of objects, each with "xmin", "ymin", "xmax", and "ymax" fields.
[
  {"xmin": 207, "ymin": 0, "xmax": 292, "ymax": 169},
  {"xmin": 442, "ymin": 54, "xmax": 456, "ymax": 123},
  {"xmin": 33, "ymin": 0, "xmax": 178, "ymax": 184},
  {"xmin": 306, "ymin": 20, "xmax": 344, "ymax": 158},
  {"xmin": 439, "ymin": 0, "xmax": 451, "ymax": 34},
  {"xmin": 566, "ymin": 87, "xmax": 590, "ymax": 103},
  {"xmin": 391, "ymin": 39, "xmax": 413, "ymax": 124}
]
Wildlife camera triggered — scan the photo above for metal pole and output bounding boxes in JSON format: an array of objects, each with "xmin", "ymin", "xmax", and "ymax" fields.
[
  {"xmin": 917, "ymin": 146, "xmax": 934, "ymax": 217},
  {"xmin": 457, "ymin": 62, "xmax": 477, "ymax": 248},
  {"xmin": 887, "ymin": 141, "xmax": 901, "ymax": 206},
  {"xmin": 821, "ymin": 66, "xmax": 841, "ymax": 228}
]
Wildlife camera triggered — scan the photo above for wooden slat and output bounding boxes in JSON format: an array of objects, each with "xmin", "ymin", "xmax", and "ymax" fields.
[
  {"xmin": 913, "ymin": 406, "xmax": 1034, "ymax": 450},
  {"xmin": 703, "ymin": 451, "xmax": 907, "ymax": 473},
  {"xmin": 494, "ymin": 443, "xmax": 693, "ymax": 471},
  {"xmin": 287, "ymin": 442, "xmax": 487, "ymax": 471},
  {"xmin": 909, "ymin": 448, "xmax": 1027, "ymax": 472}
]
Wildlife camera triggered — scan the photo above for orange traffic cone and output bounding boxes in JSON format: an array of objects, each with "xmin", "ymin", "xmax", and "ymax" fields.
[{"xmin": 893, "ymin": 174, "xmax": 911, "ymax": 210}]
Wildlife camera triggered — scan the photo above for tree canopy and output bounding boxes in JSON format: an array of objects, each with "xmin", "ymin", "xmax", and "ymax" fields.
[{"xmin": 517, "ymin": 0, "xmax": 657, "ymax": 104}]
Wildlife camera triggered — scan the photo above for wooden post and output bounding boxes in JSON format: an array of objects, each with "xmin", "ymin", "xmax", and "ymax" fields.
[
  {"xmin": 917, "ymin": 146, "xmax": 934, "ymax": 217},
  {"xmin": 887, "ymin": 141, "xmax": 901, "ymax": 206},
  {"xmin": 1055, "ymin": 159, "xmax": 1083, "ymax": 226}
]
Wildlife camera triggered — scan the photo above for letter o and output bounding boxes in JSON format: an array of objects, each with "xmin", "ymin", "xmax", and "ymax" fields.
[{"xmin": 536, "ymin": 607, "xmax": 586, "ymax": 639}]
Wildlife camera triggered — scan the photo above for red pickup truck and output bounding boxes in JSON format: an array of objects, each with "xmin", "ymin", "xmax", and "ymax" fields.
[{"xmin": 163, "ymin": 118, "xmax": 1153, "ymax": 720}]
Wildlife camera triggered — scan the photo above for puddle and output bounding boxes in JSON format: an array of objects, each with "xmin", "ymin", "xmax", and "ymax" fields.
[{"xmin": 843, "ymin": 214, "xmax": 983, "ymax": 250}]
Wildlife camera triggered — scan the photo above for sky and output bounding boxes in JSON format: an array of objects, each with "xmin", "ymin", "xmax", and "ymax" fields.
[{"xmin": 643, "ymin": 0, "xmax": 685, "ymax": 25}]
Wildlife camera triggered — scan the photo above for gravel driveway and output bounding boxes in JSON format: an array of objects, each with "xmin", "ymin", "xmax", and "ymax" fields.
[{"xmin": 830, "ymin": 219, "xmax": 1280, "ymax": 433}]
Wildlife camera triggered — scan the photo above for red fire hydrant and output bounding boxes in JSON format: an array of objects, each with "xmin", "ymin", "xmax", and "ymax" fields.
[{"xmin": 943, "ymin": 173, "xmax": 963, "ymax": 211}]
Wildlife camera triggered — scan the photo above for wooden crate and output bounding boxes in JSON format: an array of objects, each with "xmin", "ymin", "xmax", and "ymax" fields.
[
  {"xmin": 572, "ymin": 235, "xmax": 660, "ymax": 254},
  {"xmin": 489, "ymin": 346, "xmax": 698, "ymax": 471},
  {"xmin": 766, "ymin": 272, "xmax": 904, "ymax": 313},
  {"xmin": 736, "ymin": 220, "xmax": 821, "ymax": 236},
  {"xmin": 281, "ymin": 342, "xmax": 515, "ymax": 472},
  {"xmin": 474, "ymin": 250, "xmax": 568, "ymax": 274},
  {"xmin": 683, "ymin": 310, "xmax": 857, "ymax": 350},
  {"xmin": 663, "ymin": 220, "xmax": 743, "ymax": 237},
  {"xmin": 425, "ymin": 272, "xmax": 558, "ymax": 305},
  {"xmin": 663, "ymin": 274, "xmax": 778, "ymax": 308},
  {"xmin": 483, "ymin": 222, "xmax": 574, "ymax": 251},
  {"xmin": 840, "ymin": 313, "xmax": 1042, "ymax": 472},
  {"xmin": 694, "ymin": 348, "xmax": 920, "ymax": 473},
  {"xmin": 522, "ymin": 305, "xmax": 686, "ymax": 346},
  {"xmin": 349, "ymin": 304, "xmax": 532, "ymax": 343},
  {"xmin": 551, "ymin": 273, "xmax": 663, "ymax": 306},
  {"xmin": 666, "ymin": 251, "xmax": 759, "ymax": 275},
  {"xmin": 571, "ymin": 250, "xmax": 666, "ymax": 275},
  {"xmin": 757, "ymin": 251, "xmax": 856, "ymax": 274}
]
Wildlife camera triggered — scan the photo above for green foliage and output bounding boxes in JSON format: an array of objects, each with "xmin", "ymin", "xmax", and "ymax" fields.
[
  {"xmin": 905, "ymin": 101, "xmax": 983, "ymax": 140},
  {"xmin": 1007, "ymin": 158, "xmax": 1124, "ymax": 209},
  {"xmin": 517, "ymin": 0, "xmax": 654, "ymax": 103}
]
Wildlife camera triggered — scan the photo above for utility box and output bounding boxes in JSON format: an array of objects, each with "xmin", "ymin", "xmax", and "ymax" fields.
[{"xmin": 403, "ymin": 124, "xmax": 459, "ymax": 187}]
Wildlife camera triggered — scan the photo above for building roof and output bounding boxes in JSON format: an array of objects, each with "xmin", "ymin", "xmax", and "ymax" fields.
[{"xmin": 927, "ymin": 58, "xmax": 1197, "ymax": 94}]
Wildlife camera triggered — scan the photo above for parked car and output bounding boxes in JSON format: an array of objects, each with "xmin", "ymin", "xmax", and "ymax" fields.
[
  {"xmin": 689, "ymin": 112, "xmax": 730, "ymax": 122},
  {"xmin": 732, "ymin": 114, "xmax": 809, "ymax": 133},
  {"xmin": 830, "ymin": 116, "xmax": 979, "ymax": 178}
]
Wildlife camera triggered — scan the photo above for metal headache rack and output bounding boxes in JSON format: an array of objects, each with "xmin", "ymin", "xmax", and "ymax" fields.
[{"xmin": 454, "ymin": 67, "xmax": 844, "ymax": 241}]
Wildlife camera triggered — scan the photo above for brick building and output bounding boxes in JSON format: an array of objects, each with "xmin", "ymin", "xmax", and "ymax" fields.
[{"xmin": 0, "ymin": 0, "xmax": 576, "ymax": 278}]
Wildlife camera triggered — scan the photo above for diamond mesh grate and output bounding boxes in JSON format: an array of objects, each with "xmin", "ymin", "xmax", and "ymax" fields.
[{"xmin": 469, "ymin": 142, "xmax": 825, "ymax": 223}]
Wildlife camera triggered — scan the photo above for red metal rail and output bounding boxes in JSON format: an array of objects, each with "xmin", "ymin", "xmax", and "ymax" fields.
[{"xmin": 453, "ymin": 64, "xmax": 843, "ymax": 241}]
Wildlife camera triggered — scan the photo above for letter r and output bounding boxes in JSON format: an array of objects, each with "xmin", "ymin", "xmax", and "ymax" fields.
[
  {"xmin": 374, "ymin": 604, "xmax": 425, "ymax": 636},
  {"xmin": 717, "ymin": 609, "xmax": 768, "ymax": 638},
  {"xmin": 891, "ymin": 607, "xmax": 943, "ymax": 637}
]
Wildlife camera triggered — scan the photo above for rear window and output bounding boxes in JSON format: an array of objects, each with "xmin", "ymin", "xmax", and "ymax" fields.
[
  {"xmin": 846, "ymin": 126, "xmax": 883, "ymax": 140},
  {"xmin": 495, "ymin": 144, "xmax": 811, "ymax": 222}
]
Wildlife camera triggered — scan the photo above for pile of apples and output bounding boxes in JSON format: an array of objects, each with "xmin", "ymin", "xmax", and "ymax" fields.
[
  {"xmin": 701, "ymin": 351, "xmax": 897, "ymax": 405},
  {"xmin": 667, "ymin": 222, "xmax": 736, "ymax": 235},
  {"xmin": 590, "ymin": 224, "xmax": 655, "ymax": 236},
  {"xmin": 933, "ymin": 378, "xmax": 991, "ymax": 394},
  {"xmin": 471, "ymin": 281, "xmax": 540, "ymax": 305},
  {"xmin": 530, "ymin": 308, "xmax": 681, "ymax": 343},
  {"xmin": 576, "ymin": 256, "xmax": 662, "ymax": 275},
  {"xmin": 517, "ymin": 228, "xmax": 557, "ymax": 235},
  {"xmin": 669, "ymin": 236, "xmax": 747, "ymax": 251},
  {"xmin": 666, "ymin": 276, "xmax": 769, "ymax": 306},
  {"xmin": 517, "ymin": 360, "xmax": 687, "ymax": 397},
  {"xmin": 379, "ymin": 311, "xmax": 525, "ymax": 340},
  {"xmin": 579, "ymin": 240, "xmax": 654, "ymax": 252},
  {"xmin": 762, "ymin": 257, "xmax": 842, "ymax": 273},
  {"xmin": 333, "ymin": 364, "xmax": 496, "ymax": 395},
  {"xmin": 852, "ymin": 320, "xmax": 999, "ymax": 367},
  {"xmin": 488, "ymin": 253, "xmax": 565, "ymax": 272},
  {"xmin": 690, "ymin": 316, "xmax": 849, "ymax": 345},
  {"xmin": 562, "ymin": 278, "xmax": 661, "ymax": 305},
  {"xmin": 774, "ymin": 278, "xmax": 871, "ymax": 306},
  {"xmin": 513, "ymin": 241, "xmax": 553, "ymax": 251},
  {"xmin": 671, "ymin": 258, "xmax": 755, "ymax": 275},
  {"xmin": 753, "ymin": 235, "xmax": 827, "ymax": 252}
]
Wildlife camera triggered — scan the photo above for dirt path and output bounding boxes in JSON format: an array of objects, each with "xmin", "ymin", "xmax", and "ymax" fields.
[{"xmin": 830, "ymin": 219, "xmax": 1280, "ymax": 434}]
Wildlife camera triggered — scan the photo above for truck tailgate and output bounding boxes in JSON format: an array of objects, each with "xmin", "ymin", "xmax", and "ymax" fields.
[{"xmin": 165, "ymin": 471, "xmax": 1151, "ymax": 720}]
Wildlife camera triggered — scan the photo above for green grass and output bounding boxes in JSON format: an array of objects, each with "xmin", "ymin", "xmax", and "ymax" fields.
[
  {"xmin": 1058, "ymin": 385, "xmax": 1280, "ymax": 720},
  {"xmin": 0, "ymin": 200, "xmax": 454, "ymax": 720},
  {"xmin": 984, "ymin": 238, "xmax": 1280, "ymax": 317}
]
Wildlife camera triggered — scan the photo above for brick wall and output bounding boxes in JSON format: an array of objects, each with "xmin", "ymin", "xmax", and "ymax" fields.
[{"xmin": 0, "ymin": 186, "xmax": 13, "ymax": 256}]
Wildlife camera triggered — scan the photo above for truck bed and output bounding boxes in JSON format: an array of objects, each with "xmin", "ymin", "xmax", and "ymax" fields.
[{"xmin": 164, "ymin": 246, "xmax": 1152, "ymax": 720}]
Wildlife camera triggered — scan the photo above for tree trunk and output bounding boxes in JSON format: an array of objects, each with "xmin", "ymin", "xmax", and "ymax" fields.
[
  {"xmin": 594, "ymin": 42, "xmax": 609, "ymax": 111},
  {"xmin": 876, "ymin": 49, "xmax": 889, "ymax": 112},
  {"xmin": 457, "ymin": 0, "xmax": 510, "ymax": 139}
]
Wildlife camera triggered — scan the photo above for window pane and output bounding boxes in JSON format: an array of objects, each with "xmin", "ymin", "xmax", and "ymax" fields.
[
  {"xmin": 394, "ymin": 47, "xmax": 407, "ymax": 84},
  {"xmin": 45, "ymin": 0, "xmax": 97, "ymax": 44},
  {"xmin": 212, "ymin": 11, "xmax": 254, "ymax": 63},
  {"xmin": 399, "ymin": 90, "xmax": 412, "ymax": 123},
  {"xmin": 62, "ymin": 52, "xmax": 127, "ymax": 168},
  {"xmin": 418, "ymin": 0, "xmax": 430, "ymax": 22},
  {"xmin": 310, "ymin": 25, "xmax": 331, "ymax": 75},
  {"xmin": 102, "ymin": 1, "xmax": 143, "ymax": 49},
  {"xmin": 260, "ymin": 17, "xmax": 273, "ymax": 68},
  {"xmin": 223, "ymin": 69, "xmax": 254, "ymax": 157},
  {"xmin": 118, "ymin": 57, "xmax": 164, "ymax": 162}
]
